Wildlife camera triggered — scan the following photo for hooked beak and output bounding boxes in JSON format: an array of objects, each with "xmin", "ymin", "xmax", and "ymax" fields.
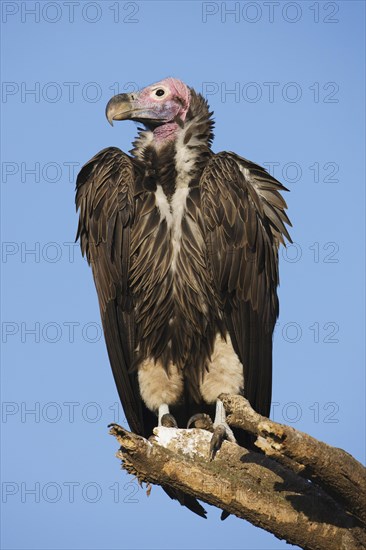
[
  {"xmin": 106, "ymin": 92, "xmax": 169, "ymax": 127},
  {"xmin": 105, "ymin": 93, "xmax": 137, "ymax": 126}
]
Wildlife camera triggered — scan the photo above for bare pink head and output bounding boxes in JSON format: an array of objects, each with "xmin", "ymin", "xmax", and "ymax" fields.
[
  {"xmin": 135, "ymin": 78, "xmax": 191, "ymax": 124},
  {"xmin": 106, "ymin": 77, "xmax": 191, "ymax": 143}
]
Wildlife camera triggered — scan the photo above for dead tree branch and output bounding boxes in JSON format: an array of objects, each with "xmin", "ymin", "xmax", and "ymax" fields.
[
  {"xmin": 109, "ymin": 395, "xmax": 366, "ymax": 550},
  {"xmin": 220, "ymin": 393, "xmax": 366, "ymax": 526}
]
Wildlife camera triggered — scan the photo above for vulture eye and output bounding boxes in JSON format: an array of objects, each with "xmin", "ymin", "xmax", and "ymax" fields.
[{"xmin": 155, "ymin": 89, "xmax": 165, "ymax": 97}]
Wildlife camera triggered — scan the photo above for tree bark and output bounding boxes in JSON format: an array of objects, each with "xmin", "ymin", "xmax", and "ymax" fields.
[
  {"xmin": 220, "ymin": 393, "xmax": 366, "ymax": 526},
  {"xmin": 109, "ymin": 395, "xmax": 366, "ymax": 550}
]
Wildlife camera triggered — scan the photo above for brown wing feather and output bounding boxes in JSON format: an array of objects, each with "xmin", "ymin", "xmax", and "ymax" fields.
[
  {"xmin": 200, "ymin": 152, "xmax": 291, "ymax": 417},
  {"xmin": 76, "ymin": 148, "xmax": 207, "ymax": 516},
  {"xmin": 75, "ymin": 147, "xmax": 156, "ymax": 437}
]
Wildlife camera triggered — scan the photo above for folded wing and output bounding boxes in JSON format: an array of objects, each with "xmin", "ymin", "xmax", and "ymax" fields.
[
  {"xmin": 76, "ymin": 147, "xmax": 156, "ymax": 437},
  {"xmin": 200, "ymin": 152, "xmax": 291, "ymax": 417}
]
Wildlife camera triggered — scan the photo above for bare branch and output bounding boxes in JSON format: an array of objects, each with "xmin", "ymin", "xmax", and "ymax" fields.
[
  {"xmin": 109, "ymin": 422, "xmax": 366, "ymax": 550},
  {"xmin": 220, "ymin": 393, "xmax": 366, "ymax": 525}
]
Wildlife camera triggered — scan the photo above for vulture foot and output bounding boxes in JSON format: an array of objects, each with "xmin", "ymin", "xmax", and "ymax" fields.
[
  {"xmin": 209, "ymin": 398, "xmax": 236, "ymax": 460},
  {"xmin": 158, "ymin": 404, "xmax": 178, "ymax": 428},
  {"xmin": 160, "ymin": 413, "xmax": 178, "ymax": 428},
  {"xmin": 187, "ymin": 413, "xmax": 214, "ymax": 431},
  {"xmin": 209, "ymin": 423, "xmax": 236, "ymax": 460}
]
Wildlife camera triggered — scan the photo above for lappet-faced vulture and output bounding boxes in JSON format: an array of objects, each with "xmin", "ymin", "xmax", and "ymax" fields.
[{"xmin": 76, "ymin": 77, "xmax": 291, "ymax": 517}]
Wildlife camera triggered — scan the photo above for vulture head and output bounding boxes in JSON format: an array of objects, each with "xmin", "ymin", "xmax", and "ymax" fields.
[{"xmin": 106, "ymin": 78, "xmax": 191, "ymax": 129}]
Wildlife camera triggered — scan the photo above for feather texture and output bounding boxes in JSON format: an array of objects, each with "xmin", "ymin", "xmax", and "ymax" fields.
[
  {"xmin": 200, "ymin": 152, "xmax": 291, "ymax": 416},
  {"xmin": 76, "ymin": 78, "xmax": 291, "ymax": 515}
]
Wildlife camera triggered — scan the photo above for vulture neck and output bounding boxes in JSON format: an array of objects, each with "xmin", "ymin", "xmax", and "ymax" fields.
[
  {"xmin": 152, "ymin": 122, "xmax": 180, "ymax": 145},
  {"xmin": 130, "ymin": 92, "xmax": 214, "ymax": 198}
]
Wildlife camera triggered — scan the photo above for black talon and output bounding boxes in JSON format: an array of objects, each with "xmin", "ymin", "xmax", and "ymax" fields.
[
  {"xmin": 160, "ymin": 413, "xmax": 178, "ymax": 428},
  {"xmin": 187, "ymin": 413, "xmax": 214, "ymax": 431},
  {"xmin": 221, "ymin": 510, "xmax": 230, "ymax": 521},
  {"xmin": 209, "ymin": 425, "xmax": 228, "ymax": 460}
]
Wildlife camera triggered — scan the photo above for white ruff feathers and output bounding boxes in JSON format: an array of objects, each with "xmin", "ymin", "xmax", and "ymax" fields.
[
  {"xmin": 175, "ymin": 120, "xmax": 201, "ymax": 189},
  {"xmin": 154, "ymin": 124, "xmax": 199, "ymax": 272}
]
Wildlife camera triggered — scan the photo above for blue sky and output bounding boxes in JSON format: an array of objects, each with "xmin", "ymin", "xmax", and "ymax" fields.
[{"xmin": 1, "ymin": 1, "xmax": 365, "ymax": 549}]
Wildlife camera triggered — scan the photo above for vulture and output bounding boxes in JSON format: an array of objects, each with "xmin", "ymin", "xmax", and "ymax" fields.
[{"xmin": 76, "ymin": 77, "xmax": 291, "ymax": 516}]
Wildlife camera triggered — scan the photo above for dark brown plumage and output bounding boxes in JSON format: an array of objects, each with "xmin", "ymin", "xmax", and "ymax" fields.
[{"xmin": 76, "ymin": 78, "xmax": 291, "ymax": 517}]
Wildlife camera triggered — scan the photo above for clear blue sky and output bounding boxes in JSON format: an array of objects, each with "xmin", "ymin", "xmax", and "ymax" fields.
[{"xmin": 1, "ymin": 1, "xmax": 365, "ymax": 549}]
